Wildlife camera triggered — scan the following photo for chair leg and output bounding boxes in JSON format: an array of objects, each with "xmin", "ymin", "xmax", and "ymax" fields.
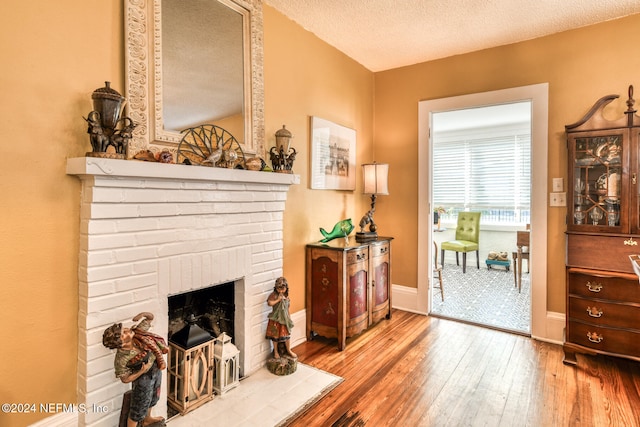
[
  {"xmin": 462, "ymin": 252, "xmax": 467, "ymax": 273},
  {"xmin": 438, "ymin": 271, "xmax": 444, "ymax": 301},
  {"xmin": 476, "ymin": 250, "xmax": 480, "ymax": 269},
  {"xmin": 455, "ymin": 252, "xmax": 460, "ymax": 266},
  {"xmin": 441, "ymin": 249, "xmax": 445, "ymax": 269}
]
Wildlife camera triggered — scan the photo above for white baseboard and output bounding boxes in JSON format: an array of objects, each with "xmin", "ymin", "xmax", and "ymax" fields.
[
  {"xmin": 290, "ymin": 309, "xmax": 307, "ymax": 348},
  {"xmin": 28, "ymin": 412, "xmax": 77, "ymax": 427},
  {"xmin": 534, "ymin": 311, "xmax": 565, "ymax": 345},
  {"xmin": 391, "ymin": 284, "xmax": 425, "ymax": 314}
]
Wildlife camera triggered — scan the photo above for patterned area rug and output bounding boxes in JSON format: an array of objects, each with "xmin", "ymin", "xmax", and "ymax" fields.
[{"xmin": 430, "ymin": 264, "xmax": 531, "ymax": 334}]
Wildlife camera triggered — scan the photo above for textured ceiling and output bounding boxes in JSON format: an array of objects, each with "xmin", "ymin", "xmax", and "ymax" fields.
[{"xmin": 265, "ymin": 0, "xmax": 640, "ymax": 72}]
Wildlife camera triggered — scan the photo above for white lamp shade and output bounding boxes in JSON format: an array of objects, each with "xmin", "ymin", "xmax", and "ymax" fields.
[{"xmin": 362, "ymin": 163, "xmax": 389, "ymax": 195}]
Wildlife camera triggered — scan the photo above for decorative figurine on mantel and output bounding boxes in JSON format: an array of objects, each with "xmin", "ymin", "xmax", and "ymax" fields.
[
  {"xmin": 269, "ymin": 125, "xmax": 297, "ymax": 173},
  {"xmin": 265, "ymin": 277, "xmax": 298, "ymax": 376},
  {"xmin": 83, "ymin": 81, "xmax": 136, "ymax": 159},
  {"xmin": 102, "ymin": 312, "xmax": 168, "ymax": 427}
]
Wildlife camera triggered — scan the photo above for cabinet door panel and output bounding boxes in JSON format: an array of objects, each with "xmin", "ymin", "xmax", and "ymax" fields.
[
  {"xmin": 310, "ymin": 256, "xmax": 339, "ymax": 327},
  {"xmin": 373, "ymin": 260, "xmax": 389, "ymax": 306},
  {"xmin": 348, "ymin": 267, "xmax": 368, "ymax": 319},
  {"xmin": 347, "ymin": 261, "xmax": 369, "ymax": 337}
]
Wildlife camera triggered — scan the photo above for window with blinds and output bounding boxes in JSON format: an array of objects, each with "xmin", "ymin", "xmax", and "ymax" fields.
[{"xmin": 432, "ymin": 103, "xmax": 531, "ymax": 225}]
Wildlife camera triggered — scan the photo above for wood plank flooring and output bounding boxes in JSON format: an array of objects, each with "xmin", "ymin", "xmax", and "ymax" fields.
[{"xmin": 287, "ymin": 310, "xmax": 640, "ymax": 426}]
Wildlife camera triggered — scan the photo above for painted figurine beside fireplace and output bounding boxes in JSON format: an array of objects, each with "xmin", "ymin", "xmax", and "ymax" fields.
[
  {"xmin": 266, "ymin": 277, "xmax": 298, "ymax": 375},
  {"xmin": 102, "ymin": 312, "xmax": 168, "ymax": 427}
]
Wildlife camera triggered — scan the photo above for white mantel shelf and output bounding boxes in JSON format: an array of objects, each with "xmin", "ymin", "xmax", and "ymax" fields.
[{"xmin": 66, "ymin": 156, "xmax": 301, "ymax": 185}]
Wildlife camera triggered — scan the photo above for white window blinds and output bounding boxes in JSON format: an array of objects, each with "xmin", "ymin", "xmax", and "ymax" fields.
[{"xmin": 433, "ymin": 131, "xmax": 531, "ymax": 224}]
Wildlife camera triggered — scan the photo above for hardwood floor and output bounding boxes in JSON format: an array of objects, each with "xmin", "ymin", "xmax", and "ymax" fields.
[{"xmin": 288, "ymin": 310, "xmax": 640, "ymax": 426}]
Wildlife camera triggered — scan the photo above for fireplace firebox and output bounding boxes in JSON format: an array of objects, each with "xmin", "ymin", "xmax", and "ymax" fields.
[{"xmin": 168, "ymin": 282, "xmax": 235, "ymax": 342}]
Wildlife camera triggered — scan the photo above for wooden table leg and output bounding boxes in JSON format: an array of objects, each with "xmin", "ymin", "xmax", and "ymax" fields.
[
  {"xmin": 517, "ymin": 247, "xmax": 523, "ymax": 293},
  {"xmin": 512, "ymin": 251, "xmax": 518, "ymax": 288}
]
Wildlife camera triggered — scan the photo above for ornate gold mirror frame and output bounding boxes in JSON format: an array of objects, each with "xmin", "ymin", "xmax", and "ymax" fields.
[{"xmin": 124, "ymin": 0, "xmax": 264, "ymax": 159}]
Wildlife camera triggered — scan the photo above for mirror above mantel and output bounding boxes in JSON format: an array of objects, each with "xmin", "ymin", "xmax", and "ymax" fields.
[{"xmin": 124, "ymin": 0, "xmax": 265, "ymax": 159}]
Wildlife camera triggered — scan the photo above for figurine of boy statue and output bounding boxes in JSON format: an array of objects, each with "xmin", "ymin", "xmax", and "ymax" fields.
[{"xmin": 102, "ymin": 312, "xmax": 168, "ymax": 427}]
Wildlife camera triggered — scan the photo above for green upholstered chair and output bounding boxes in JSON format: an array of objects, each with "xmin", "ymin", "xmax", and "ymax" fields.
[{"xmin": 440, "ymin": 211, "xmax": 481, "ymax": 273}]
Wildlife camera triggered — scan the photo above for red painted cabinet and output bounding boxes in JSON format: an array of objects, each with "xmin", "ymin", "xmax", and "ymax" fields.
[{"xmin": 306, "ymin": 237, "xmax": 392, "ymax": 350}]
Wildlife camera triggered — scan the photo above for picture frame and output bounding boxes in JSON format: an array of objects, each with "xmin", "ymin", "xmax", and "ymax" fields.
[{"xmin": 310, "ymin": 116, "xmax": 356, "ymax": 190}]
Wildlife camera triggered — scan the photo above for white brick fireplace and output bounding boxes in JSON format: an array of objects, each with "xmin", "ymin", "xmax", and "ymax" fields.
[{"xmin": 66, "ymin": 157, "xmax": 298, "ymax": 426}]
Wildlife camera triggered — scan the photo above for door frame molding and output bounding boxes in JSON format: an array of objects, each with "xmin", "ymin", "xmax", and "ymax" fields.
[{"xmin": 417, "ymin": 83, "xmax": 549, "ymax": 339}]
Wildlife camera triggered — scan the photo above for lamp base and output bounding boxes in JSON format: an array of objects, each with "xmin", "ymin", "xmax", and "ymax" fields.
[{"xmin": 356, "ymin": 231, "xmax": 378, "ymax": 242}]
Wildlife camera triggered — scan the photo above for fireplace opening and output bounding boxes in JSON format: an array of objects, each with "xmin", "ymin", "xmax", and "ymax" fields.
[
  {"xmin": 168, "ymin": 282, "xmax": 235, "ymax": 343},
  {"xmin": 166, "ymin": 282, "xmax": 237, "ymax": 417}
]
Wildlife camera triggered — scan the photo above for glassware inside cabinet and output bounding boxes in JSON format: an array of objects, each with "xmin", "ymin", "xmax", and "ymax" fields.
[{"xmin": 572, "ymin": 135, "xmax": 622, "ymax": 227}]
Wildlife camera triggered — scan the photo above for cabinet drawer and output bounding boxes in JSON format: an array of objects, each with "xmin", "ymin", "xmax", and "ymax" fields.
[
  {"xmin": 568, "ymin": 296, "xmax": 640, "ymax": 330},
  {"xmin": 567, "ymin": 234, "xmax": 639, "ymax": 273},
  {"xmin": 346, "ymin": 247, "xmax": 368, "ymax": 265},
  {"xmin": 567, "ymin": 320, "xmax": 640, "ymax": 357},
  {"xmin": 568, "ymin": 271, "xmax": 640, "ymax": 303},
  {"xmin": 370, "ymin": 242, "xmax": 390, "ymax": 258}
]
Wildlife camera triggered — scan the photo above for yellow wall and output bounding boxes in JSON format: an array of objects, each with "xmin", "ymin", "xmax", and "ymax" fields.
[
  {"xmin": 1, "ymin": 0, "xmax": 639, "ymax": 424},
  {"xmin": 374, "ymin": 13, "xmax": 640, "ymax": 313},
  {"xmin": 0, "ymin": 1, "xmax": 123, "ymax": 426},
  {"xmin": 0, "ymin": 2, "xmax": 372, "ymax": 426},
  {"xmin": 263, "ymin": 7, "xmax": 374, "ymax": 313}
]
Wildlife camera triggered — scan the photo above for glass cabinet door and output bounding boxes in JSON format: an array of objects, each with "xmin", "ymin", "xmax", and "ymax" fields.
[{"xmin": 569, "ymin": 132, "xmax": 626, "ymax": 231}]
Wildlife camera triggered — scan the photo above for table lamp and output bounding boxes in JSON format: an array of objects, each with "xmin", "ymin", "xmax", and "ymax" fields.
[{"xmin": 356, "ymin": 162, "xmax": 389, "ymax": 242}]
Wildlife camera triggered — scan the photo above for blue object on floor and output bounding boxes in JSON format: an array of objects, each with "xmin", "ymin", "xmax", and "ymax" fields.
[{"xmin": 486, "ymin": 259, "xmax": 510, "ymax": 271}]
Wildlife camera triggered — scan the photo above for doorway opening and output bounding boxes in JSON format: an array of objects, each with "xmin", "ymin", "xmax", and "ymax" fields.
[
  {"xmin": 417, "ymin": 83, "xmax": 548, "ymax": 338},
  {"xmin": 430, "ymin": 102, "xmax": 531, "ymax": 334}
]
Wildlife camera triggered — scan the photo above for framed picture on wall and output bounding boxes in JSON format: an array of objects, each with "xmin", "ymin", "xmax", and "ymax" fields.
[{"xmin": 310, "ymin": 116, "xmax": 356, "ymax": 190}]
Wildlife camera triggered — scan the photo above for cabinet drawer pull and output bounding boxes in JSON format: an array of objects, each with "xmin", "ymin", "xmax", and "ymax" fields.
[
  {"xmin": 624, "ymin": 237, "xmax": 637, "ymax": 246},
  {"xmin": 586, "ymin": 306, "xmax": 603, "ymax": 318},
  {"xmin": 587, "ymin": 331, "xmax": 603, "ymax": 343},
  {"xmin": 585, "ymin": 281, "xmax": 603, "ymax": 292},
  {"xmin": 356, "ymin": 253, "xmax": 366, "ymax": 261},
  {"xmin": 380, "ymin": 247, "xmax": 388, "ymax": 254}
]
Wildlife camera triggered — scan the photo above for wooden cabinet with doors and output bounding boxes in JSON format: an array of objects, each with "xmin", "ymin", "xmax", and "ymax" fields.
[
  {"xmin": 306, "ymin": 237, "xmax": 392, "ymax": 350},
  {"xmin": 564, "ymin": 85, "xmax": 640, "ymax": 365}
]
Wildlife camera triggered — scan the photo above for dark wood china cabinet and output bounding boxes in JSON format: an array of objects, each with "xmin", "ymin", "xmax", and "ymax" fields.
[{"xmin": 564, "ymin": 85, "xmax": 640, "ymax": 365}]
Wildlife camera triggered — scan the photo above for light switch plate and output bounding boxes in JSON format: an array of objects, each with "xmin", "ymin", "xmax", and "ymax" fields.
[
  {"xmin": 552, "ymin": 177, "xmax": 564, "ymax": 192},
  {"xmin": 550, "ymin": 192, "xmax": 566, "ymax": 207}
]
